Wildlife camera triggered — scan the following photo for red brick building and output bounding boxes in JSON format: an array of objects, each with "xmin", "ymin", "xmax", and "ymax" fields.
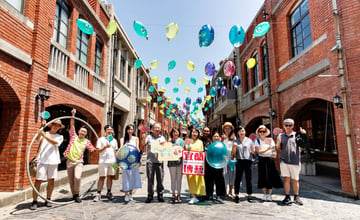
[
  {"xmin": 234, "ymin": 0, "xmax": 359, "ymax": 197},
  {"xmin": 0, "ymin": 0, "xmax": 110, "ymax": 191}
]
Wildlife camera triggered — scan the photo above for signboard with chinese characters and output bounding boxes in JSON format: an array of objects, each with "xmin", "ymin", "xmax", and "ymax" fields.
[
  {"xmin": 151, "ymin": 142, "xmax": 183, "ymax": 161},
  {"xmin": 181, "ymin": 150, "xmax": 205, "ymax": 176}
]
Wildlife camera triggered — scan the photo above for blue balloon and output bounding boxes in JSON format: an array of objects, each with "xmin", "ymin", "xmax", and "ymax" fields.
[
  {"xmin": 216, "ymin": 77, "xmax": 223, "ymax": 89},
  {"xmin": 185, "ymin": 97, "xmax": 191, "ymax": 105},
  {"xmin": 232, "ymin": 75, "xmax": 241, "ymax": 88},
  {"xmin": 228, "ymin": 159, "xmax": 237, "ymax": 171},
  {"xmin": 205, "ymin": 62, "xmax": 216, "ymax": 76},
  {"xmin": 229, "ymin": 25, "xmax": 245, "ymax": 47},
  {"xmin": 206, "ymin": 142, "xmax": 228, "ymax": 169},
  {"xmin": 196, "ymin": 97, "xmax": 202, "ymax": 104},
  {"xmin": 199, "ymin": 24, "xmax": 215, "ymax": 47},
  {"xmin": 116, "ymin": 143, "xmax": 141, "ymax": 170}
]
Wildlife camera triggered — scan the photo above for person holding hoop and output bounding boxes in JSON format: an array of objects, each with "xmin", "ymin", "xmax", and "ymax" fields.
[{"xmin": 30, "ymin": 119, "xmax": 64, "ymax": 210}]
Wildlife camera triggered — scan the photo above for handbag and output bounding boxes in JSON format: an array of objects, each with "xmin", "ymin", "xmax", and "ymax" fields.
[{"xmin": 29, "ymin": 157, "xmax": 38, "ymax": 177}]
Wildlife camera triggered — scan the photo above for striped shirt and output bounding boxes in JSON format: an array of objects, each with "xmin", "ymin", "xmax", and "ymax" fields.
[{"xmin": 63, "ymin": 127, "xmax": 95, "ymax": 163}]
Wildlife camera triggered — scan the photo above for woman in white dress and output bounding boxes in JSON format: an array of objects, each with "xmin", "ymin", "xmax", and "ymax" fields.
[
  {"xmin": 222, "ymin": 122, "xmax": 236, "ymax": 198},
  {"xmin": 120, "ymin": 124, "xmax": 142, "ymax": 202}
]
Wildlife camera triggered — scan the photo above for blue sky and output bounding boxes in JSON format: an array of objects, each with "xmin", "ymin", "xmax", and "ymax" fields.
[{"xmin": 108, "ymin": 0, "xmax": 264, "ymax": 118}]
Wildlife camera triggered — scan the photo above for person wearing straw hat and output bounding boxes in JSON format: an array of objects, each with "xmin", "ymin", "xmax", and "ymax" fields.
[
  {"xmin": 30, "ymin": 119, "xmax": 65, "ymax": 210},
  {"xmin": 222, "ymin": 122, "xmax": 236, "ymax": 198},
  {"xmin": 255, "ymin": 125, "xmax": 283, "ymax": 202}
]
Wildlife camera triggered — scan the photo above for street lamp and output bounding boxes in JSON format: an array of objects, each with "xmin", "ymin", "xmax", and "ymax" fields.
[
  {"xmin": 35, "ymin": 87, "xmax": 51, "ymax": 101},
  {"xmin": 333, "ymin": 93, "xmax": 343, "ymax": 108}
]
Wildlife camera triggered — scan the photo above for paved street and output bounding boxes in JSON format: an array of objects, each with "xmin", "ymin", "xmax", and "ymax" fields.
[{"xmin": 1, "ymin": 157, "xmax": 359, "ymax": 220}]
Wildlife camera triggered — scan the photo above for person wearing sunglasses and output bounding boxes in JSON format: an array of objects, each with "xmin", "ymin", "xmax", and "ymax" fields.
[
  {"xmin": 255, "ymin": 125, "xmax": 283, "ymax": 202},
  {"xmin": 276, "ymin": 118, "xmax": 307, "ymax": 206}
]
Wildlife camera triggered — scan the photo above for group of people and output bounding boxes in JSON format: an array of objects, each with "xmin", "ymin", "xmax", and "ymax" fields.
[{"xmin": 30, "ymin": 107, "xmax": 307, "ymax": 209}]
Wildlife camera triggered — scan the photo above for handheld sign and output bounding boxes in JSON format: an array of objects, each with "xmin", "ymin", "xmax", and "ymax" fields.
[
  {"xmin": 182, "ymin": 150, "xmax": 205, "ymax": 176},
  {"xmin": 151, "ymin": 142, "xmax": 183, "ymax": 161}
]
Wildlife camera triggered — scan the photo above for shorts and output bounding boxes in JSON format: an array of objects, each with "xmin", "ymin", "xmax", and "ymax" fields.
[
  {"xmin": 98, "ymin": 163, "xmax": 116, "ymax": 177},
  {"xmin": 280, "ymin": 162, "xmax": 301, "ymax": 180},
  {"xmin": 36, "ymin": 163, "xmax": 58, "ymax": 180}
]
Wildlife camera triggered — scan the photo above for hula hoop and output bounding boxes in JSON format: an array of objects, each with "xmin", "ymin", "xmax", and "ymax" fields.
[{"xmin": 26, "ymin": 116, "xmax": 99, "ymax": 205}]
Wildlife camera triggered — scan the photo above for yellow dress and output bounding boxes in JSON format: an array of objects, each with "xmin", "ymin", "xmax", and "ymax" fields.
[{"xmin": 186, "ymin": 139, "xmax": 206, "ymax": 195}]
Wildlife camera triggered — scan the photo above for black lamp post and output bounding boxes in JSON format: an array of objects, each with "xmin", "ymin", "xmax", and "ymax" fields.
[{"xmin": 233, "ymin": 50, "xmax": 240, "ymax": 127}]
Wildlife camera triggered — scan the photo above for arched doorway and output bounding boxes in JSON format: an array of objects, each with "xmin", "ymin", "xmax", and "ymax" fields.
[
  {"xmin": 45, "ymin": 104, "xmax": 101, "ymax": 170},
  {"xmin": 284, "ymin": 98, "xmax": 341, "ymax": 190},
  {"xmin": 245, "ymin": 116, "xmax": 270, "ymax": 135}
]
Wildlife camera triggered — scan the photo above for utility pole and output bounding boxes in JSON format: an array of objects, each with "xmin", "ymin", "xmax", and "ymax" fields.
[{"xmin": 263, "ymin": 7, "xmax": 273, "ymax": 138}]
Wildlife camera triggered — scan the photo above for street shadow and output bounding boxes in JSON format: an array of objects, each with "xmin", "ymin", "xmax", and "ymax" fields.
[{"xmin": 236, "ymin": 165, "xmax": 360, "ymax": 206}]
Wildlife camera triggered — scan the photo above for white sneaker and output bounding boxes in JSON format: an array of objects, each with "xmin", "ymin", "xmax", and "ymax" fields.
[
  {"xmin": 267, "ymin": 194, "xmax": 272, "ymax": 201},
  {"xmin": 188, "ymin": 198, "xmax": 199, "ymax": 204},
  {"xmin": 93, "ymin": 193, "xmax": 101, "ymax": 202},
  {"xmin": 262, "ymin": 194, "xmax": 267, "ymax": 201},
  {"xmin": 129, "ymin": 195, "xmax": 133, "ymax": 201},
  {"xmin": 124, "ymin": 195, "xmax": 130, "ymax": 202}
]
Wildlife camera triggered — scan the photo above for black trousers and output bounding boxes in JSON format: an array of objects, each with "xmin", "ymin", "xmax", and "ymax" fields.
[
  {"xmin": 146, "ymin": 162, "xmax": 164, "ymax": 195},
  {"xmin": 204, "ymin": 161, "xmax": 226, "ymax": 197},
  {"xmin": 234, "ymin": 159, "xmax": 253, "ymax": 195}
]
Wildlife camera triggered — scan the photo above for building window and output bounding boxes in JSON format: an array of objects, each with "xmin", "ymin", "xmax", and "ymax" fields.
[
  {"xmin": 76, "ymin": 28, "xmax": 90, "ymax": 64},
  {"xmin": 5, "ymin": 0, "xmax": 24, "ymax": 13},
  {"xmin": 290, "ymin": 0, "xmax": 312, "ymax": 57},
  {"xmin": 261, "ymin": 44, "xmax": 269, "ymax": 80},
  {"xmin": 120, "ymin": 56, "xmax": 125, "ymax": 82},
  {"xmin": 53, "ymin": 0, "xmax": 70, "ymax": 48},
  {"xmin": 244, "ymin": 65, "xmax": 250, "ymax": 92},
  {"xmin": 127, "ymin": 64, "xmax": 131, "ymax": 87},
  {"xmin": 252, "ymin": 53, "xmax": 259, "ymax": 87},
  {"xmin": 94, "ymin": 38, "xmax": 102, "ymax": 75}
]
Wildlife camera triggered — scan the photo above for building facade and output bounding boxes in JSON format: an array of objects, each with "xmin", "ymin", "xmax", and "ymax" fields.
[
  {"xmin": 0, "ymin": 0, "xmax": 153, "ymax": 192},
  {"xmin": 204, "ymin": 0, "xmax": 360, "ymax": 197}
]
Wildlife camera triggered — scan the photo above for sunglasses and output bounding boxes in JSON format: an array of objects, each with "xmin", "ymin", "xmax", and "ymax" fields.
[
  {"xmin": 284, "ymin": 124, "xmax": 293, "ymax": 127},
  {"xmin": 259, "ymin": 130, "xmax": 267, "ymax": 133}
]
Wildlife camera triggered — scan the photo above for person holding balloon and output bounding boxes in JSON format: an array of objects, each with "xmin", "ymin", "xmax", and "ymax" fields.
[
  {"xmin": 120, "ymin": 124, "xmax": 142, "ymax": 202},
  {"xmin": 222, "ymin": 122, "xmax": 236, "ymax": 198},
  {"xmin": 232, "ymin": 126, "xmax": 255, "ymax": 203},
  {"xmin": 204, "ymin": 130, "xmax": 226, "ymax": 203},
  {"xmin": 168, "ymin": 128, "xmax": 184, "ymax": 203},
  {"xmin": 255, "ymin": 125, "xmax": 283, "ymax": 202},
  {"xmin": 93, "ymin": 125, "xmax": 118, "ymax": 202},
  {"xmin": 185, "ymin": 127, "xmax": 206, "ymax": 204}
]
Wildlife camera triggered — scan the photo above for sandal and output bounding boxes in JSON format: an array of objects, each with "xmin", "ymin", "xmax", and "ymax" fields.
[
  {"xmin": 171, "ymin": 196, "xmax": 176, "ymax": 203},
  {"xmin": 177, "ymin": 195, "xmax": 182, "ymax": 203}
]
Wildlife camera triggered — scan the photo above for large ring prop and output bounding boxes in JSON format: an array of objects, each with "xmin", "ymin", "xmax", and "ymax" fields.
[{"xmin": 26, "ymin": 116, "xmax": 99, "ymax": 205}]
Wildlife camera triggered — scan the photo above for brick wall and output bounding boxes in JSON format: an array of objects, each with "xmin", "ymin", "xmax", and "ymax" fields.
[
  {"xmin": 0, "ymin": 0, "xmax": 110, "ymax": 191},
  {"xmin": 238, "ymin": 0, "xmax": 360, "ymax": 196}
]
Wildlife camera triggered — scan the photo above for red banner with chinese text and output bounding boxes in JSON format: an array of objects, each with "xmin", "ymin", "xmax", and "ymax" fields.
[{"xmin": 181, "ymin": 150, "xmax": 205, "ymax": 176}]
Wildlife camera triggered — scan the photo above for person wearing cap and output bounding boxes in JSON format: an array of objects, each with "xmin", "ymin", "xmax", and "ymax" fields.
[
  {"xmin": 30, "ymin": 119, "xmax": 65, "ymax": 210},
  {"xmin": 276, "ymin": 118, "xmax": 307, "ymax": 206},
  {"xmin": 255, "ymin": 125, "xmax": 283, "ymax": 202},
  {"xmin": 222, "ymin": 122, "xmax": 236, "ymax": 198}
]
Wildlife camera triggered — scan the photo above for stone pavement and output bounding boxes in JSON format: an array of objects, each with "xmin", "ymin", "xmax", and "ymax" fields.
[{"xmin": 0, "ymin": 156, "xmax": 359, "ymax": 220}]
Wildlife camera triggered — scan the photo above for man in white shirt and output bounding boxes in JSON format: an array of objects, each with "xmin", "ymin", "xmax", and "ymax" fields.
[
  {"xmin": 93, "ymin": 125, "xmax": 118, "ymax": 202},
  {"xmin": 30, "ymin": 119, "xmax": 64, "ymax": 210}
]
